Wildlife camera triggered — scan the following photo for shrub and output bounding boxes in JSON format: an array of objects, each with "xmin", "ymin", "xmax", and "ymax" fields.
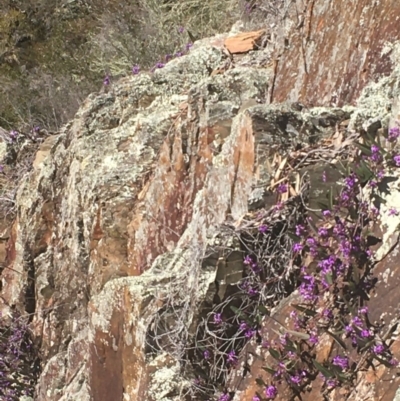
[{"xmin": 0, "ymin": 310, "xmax": 40, "ymax": 401}]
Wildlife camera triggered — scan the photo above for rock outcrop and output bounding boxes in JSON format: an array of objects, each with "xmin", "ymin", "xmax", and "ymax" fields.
[{"xmin": 2, "ymin": 1, "xmax": 400, "ymax": 401}]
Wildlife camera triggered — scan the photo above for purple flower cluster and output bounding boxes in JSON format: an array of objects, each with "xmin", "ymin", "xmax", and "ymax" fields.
[
  {"xmin": 299, "ymin": 274, "xmax": 317, "ymax": 301},
  {"xmin": 389, "ymin": 125, "xmax": 400, "ymax": 141},
  {"xmin": 332, "ymin": 355, "xmax": 349, "ymax": 369},
  {"xmin": 195, "ymin": 124, "xmax": 400, "ymax": 401},
  {"xmin": 265, "ymin": 385, "xmax": 278, "ymax": 399},
  {"xmin": 0, "ymin": 312, "xmax": 39, "ymax": 400}
]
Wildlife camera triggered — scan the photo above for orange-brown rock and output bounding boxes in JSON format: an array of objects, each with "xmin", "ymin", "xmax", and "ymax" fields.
[
  {"xmin": 224, "ymin": 30, "xmax": 266, "ymax": 54},
  {"xmin": 2, "ymin": 2, "xmax": 400, "ymax": 401}
]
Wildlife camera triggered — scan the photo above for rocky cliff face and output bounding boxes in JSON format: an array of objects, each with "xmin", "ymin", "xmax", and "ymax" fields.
[{"xmin": 2, "ymin": 1, "xmax": 400, "ymax": 401}]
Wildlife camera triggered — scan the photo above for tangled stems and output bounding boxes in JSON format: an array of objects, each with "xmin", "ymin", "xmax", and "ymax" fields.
[
  {"xmin": 190, "ymin": 125, "xmax": 400, "ymax": 401},
  {"xmin": 0, "ymin": 311, "xmax": 39, "ymax": 401},
  {"xmin": 254, "ymin": 127, "xmax": 400, "ymax": 399}
]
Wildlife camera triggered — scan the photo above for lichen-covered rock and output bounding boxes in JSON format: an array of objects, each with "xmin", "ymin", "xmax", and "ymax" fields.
[{"xmin": 1, "ymin": 4, "xmax": 400, "ymax": 401}]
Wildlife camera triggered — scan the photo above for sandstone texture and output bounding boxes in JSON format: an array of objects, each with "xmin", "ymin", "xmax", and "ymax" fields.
[{"xmin": 2, "ymin": 1, "xmax": 400, "ymax": 401}]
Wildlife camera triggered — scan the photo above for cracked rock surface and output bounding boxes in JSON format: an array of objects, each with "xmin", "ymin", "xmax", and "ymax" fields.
[{"xmin": 2, "ymin": 2, "xmax": 400, "ymax": 400}]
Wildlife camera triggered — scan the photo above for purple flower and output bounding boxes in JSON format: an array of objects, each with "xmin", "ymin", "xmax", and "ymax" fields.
[
  {"xmin": 175, "ymin": 51, "xmax": 183, "ymax": 57},
  {"xmin": 132, "ymin": 65, "xmax": 140, "ymax": 74},
  {"xmin": 185, "ymin": 42, "xmax": 193, "ymax": 50},
  {"xmin": 322, "ymin": 210, "xmax": 331, "ymax": 217},
  {"xmin": 322, "ymin": 170, "xmax": 327, "ymax": 182},
  {"xmin": 371, "ymin": 144, "xmax": 380, "ymax": 153},
  {"xmin": 245, "ymin": 3, "xmax": 253, "ymax": 13},
  {"xmin": 377, "ymin": 170, "xmax": 385, "ymax": 179},
  {"xmin": 318, "ymin": 227, "xmax": 329, "ymax": 237},
  {"xmin": 213, "ymin": 313, "xmax": 222, "ymax": 325},
  {"xmin": 332, "ymin": 355, "xmax": 349, "ymax": 369},
  {"xmin": 344, "ymin": 173, "xmax": 357, "ymax": 189},
  {"xmin": 389, "ymin": 126, "xmax": 400, "ymax": 141},
  {"xmin": 239, "ymin": 322, "xmax": 248, "ymax": 331},
  {"xmin": 9, "ymin": 130, "xmax": 18, "ymax": 140},
  {"xmin": 265, "ymin": 385, "xmax": 278, "ymax": 399},
  {"xmin": 247, "ymin": 286, "xmax": 258, "ymax": 296},
  {"xmin": 103, "ymin": 75, "xmax": 110, "ymax": 85},
  {"xmin": 227, "ymin": 350, "xmax": 237, "ymax": 364},
  {"xmin": 370, "ymin": 145, "xmax": 382, "ymax": 162},
  {"xmin": 394, "ymin": 155, "xmax": 400, "ymax": 166},
  {"xmin": 299, "ymin": 274, "xmax": 317, "ymax": 301},
  {"xmin": 360, "ymin": 329, "xmax": 372, "ymax": 338},
  {"xmin": 219, "ymin": 393, "xmax": 231, "ymax": 401},
  {"xmin": 339, "ymin": 239, "xmax": 352, "ymax": 258},
  {"xmin": 277, "ymin": 183, "xmax": 287, "ymax": 193},
  {"xmin": 252, "ymin": 396, "xmax": 261, "ymax": 401},
  {"xmin": 358, "ymin": 306, "xmax": 368, "ymax": 315},
  {"xmin": 389, "ymin": 208, "xmax": 399, "ymax": 216},
  {"xmin": 251, "ymin": 262, "xmax": 261, "ymax": 273},
  {"xmin": 293, "ymin": 243, "xmax": 303, "ymax": 253},
  {"xmin": 279, "ymin": 333, "xmax": 289, "ymax": 345},
  {"xmin": 318, "ymin": 255, "xmax": 337, "ymax": 274},
  {"xmin": 178, "ymin": 26, "xmax": 185, "ymax": 33},
  {"xmin": 259, "ymin": 224, "xmax": 268, "ymax": 233},
  {"xmin": 203, "ymin": 350, "xmax": 210, "ymax": 359},
  {"xmin": 290, "ymin": 374, "xmax": 302, "ymax": 384},
  {"xmin": 309, "ymin": 333, "xmax": 319, "ymax": 345},
  {"xmin": 245, "ymin": 329, "xmax": 256, "ymax": 338},
  {"xmin": 372, "ymin": 344, "xmax": 385, "ymax": 354},
  {"xmin": 306, "ymin": 237, "xmax": 317, "ymax": 246},
  {"xmin": 325, "ymin": 378, "xmax": 338, "ymax": 388},
  {"xmin": 295, "ymin": 224, "xmax": 305, "ymax": 236},
  {"xmin": 155, "ymin": 62, "xmax": 165, "ymax": 69},
  {"xmin": 371, "ymin": 206, "xmax": 379, "ymax": 215},
  {"xmin": 351, "ymin": 316, "xmax": 363, "ymax": 327},
  {"xmin": 244, "ymin": 255, "xmax": 253, "ymax": 265}
]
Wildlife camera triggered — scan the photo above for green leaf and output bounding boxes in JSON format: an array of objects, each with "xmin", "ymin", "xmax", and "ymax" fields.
[
  {"xmin": 255, "ymin": 378, "xmax": 266, "ymax": 386},
  {"xmin": 317, "ymin": 201, "xmax": 329, "ymax": 210},
  {"xmin": 292, "ymin": 304, "xmax": 317, "ymax": 317},
  {"xmin": 287, "ymin": 232, "xmax": 301, "ymax": 242},
  {"xmin": 354, "ymin": 141, "xmax": 372, "ymax": 156},
  {"xmin": 372, "ymin": 193, "xmax": 387, "ymax": 205},
  {"xmin": 343, "ymin": 280, "xmax": 356, "ymax": 291},
  {"xmin": 348, "ymin": 205, "xmax": 358, "ymax": 220},
  {"xmin": 336, "ymin": 372, "xmax": 350, "ymax": 383},
  {"xmin": 286, "ymin": 329, "xmax": 310, "ymax": 340},
  {"xmin": 352, "ymin": 268, "xmax": 360, "ymax": 285},
  {"xmin": 269, "ymin": 348, "xmax": 281, "ymax": 360},
  {"xmin": 230, "ymin": 306, "xmax": 246, "ymax": 319},
  {"xmin": 326, "ymin": 330, "xmax": 347, "ymax": 350},
  {"xmin": 258, "ymin": 305, "xmax": 270, "ymax": 316},
  {"xmin": 328, "ymin": 187, "xmax": 334, "ymax": 210},
  {"xmin": 357, "ymin": 159, "xmax": 374, "ymax": 183},
  {"xmin": 187, "ymin": 30, "xmax": 197, "ymax": 43},
  {"xmin": 374, "ymin": 355, "xmax": 394, "ymax": 368},
  {"xmin": 364, "ymin": 130, "xmax": 375, "ymax": 143},
  {"xmin": 325, "ymin": 273, "xmax": 333, "ymax": 285},
  {"xmin": 262, "ymin": 366, "xmax": 276, "ymax": 375},
  {"xmin": 306, "ymin": 217, "xmax": 319, "ymax": 236},
  {"xmin": 313, "ymin": 360, "xmax": 335, "ymax": 378},
  {"xmin": 360, "ymin": 339, "xmax": 375, "ymax": 352}
]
